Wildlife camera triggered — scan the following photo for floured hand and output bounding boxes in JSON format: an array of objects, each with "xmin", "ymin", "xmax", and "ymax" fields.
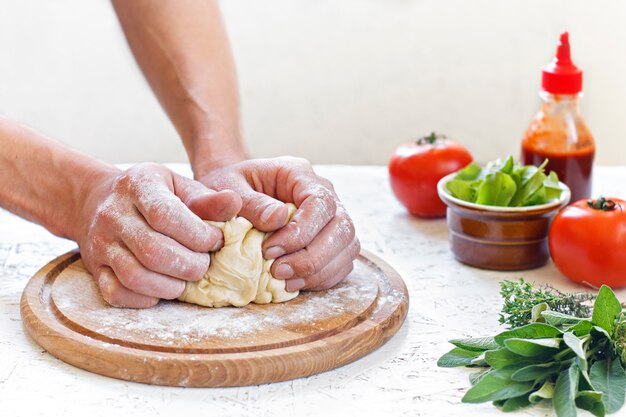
[
  {"xmin": 77, "ymin": 163, "xmax": 242, "ymax": 308},
  {"xmin": 196, "ymin": 157, "xmax": 360, "ymax": 293}
]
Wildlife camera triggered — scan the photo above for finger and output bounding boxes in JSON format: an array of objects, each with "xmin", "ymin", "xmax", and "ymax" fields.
[
  {"xmin": 174, "ymin": 174, "xmax": 242, "ymax": 221},
  {"xmin": 263, "ymin": 177, "xmax": 337, "ymax": 259},
  {"xmin": 95, "ymin": 267, "xmax": 159, "ymax": 308},
  {"xmin": 285, "ymin": 239, "xmax": 360, "ymax": 292},
  {"xmin": 270, "ymin": 209, "xmax": 356, "ymax": 279},
  {"xmin": 226, "ymin": 178, "xmax": 289, "ymax": 231},
  {"xmin": 133, "ymin": 179, "xmax": 223, "ymax": 253},
  {"xmin": 119, "ymin": 217, "xmax": 210, "ymax": 281},
  {"xmin": 106, "ymin": 244, "xmax": 186, "ymax": 300}
]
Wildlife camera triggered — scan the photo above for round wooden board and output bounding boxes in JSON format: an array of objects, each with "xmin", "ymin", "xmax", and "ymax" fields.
[{"xmin": 20, "ymin": 250, "xmax": 408, "ymax": 387}]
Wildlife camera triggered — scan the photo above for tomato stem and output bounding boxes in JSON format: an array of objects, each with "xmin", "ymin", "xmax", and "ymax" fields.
[
  {"xmin": 417, "ymin": 132, "xmax": 445, "ymax": 145},
  {"xmin": 587, "ymin": 196, "xmax": 619, "ymax": 211}
]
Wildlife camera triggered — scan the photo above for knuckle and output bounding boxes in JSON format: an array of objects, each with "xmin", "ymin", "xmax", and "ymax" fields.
[
  {"xmin": 112, "ymin": 172, "xmax": 135, "ymax": 193},
  {"xmin": 338, "ymin": 217, "xmax": 356, "ymax": 243},
  {"xmin": 139, "ymin": 243, "xmax": 163, "ymax": 271},
  {"xmin": 295, "ymin": 255, "xmax": 319, "ymax": 277},
  {"xmin": 318, "ymin": 176, "xmax": 336, "ymax": 193},
  {"xmin": 314, "ymin": 188, "xmax": 337, "ymax": 214},
  {"xmin": 145, "ymin": 298, "xmax": 160, "ymax": 308},
  {"xmin": 98, "ymin": 276, "xmax": 120, "ymax": 306},
  {"xmin": 280, "ymin": 156, "xmax": 311, "ymax": 169},
  {"xmin": 177, "ymin": 252, "xmax": 209, "ymax": 281},
  {"xmin": 102, "ymin": 289, "xmax": 123, "ymax": 307},
  {"xmin": 144, "ymin": 201, "xmax": 172, "ymax": 231},
  {"xmin": 93, "ymin": 204, "xmax": 117, "ymax": 227},
  {"xmin": 281, "ymin": 220, "xmax": 309, "ymax": 250},
  {"xmin": 88, "ymin": 233, "xmax": 107, "ymax": 255},
  {"xmin": 163, "ymin": 281, "xmax": 186, "ymax": 300},
  {"xmin": 117, "ymin": 267, "xmax": 143, "ymax": 292}
]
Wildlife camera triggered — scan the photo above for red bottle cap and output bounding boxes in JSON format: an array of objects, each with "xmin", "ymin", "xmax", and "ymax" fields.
[{"xmin": 541, "ymin": 32, "xmax": 583, "ymax": 94}]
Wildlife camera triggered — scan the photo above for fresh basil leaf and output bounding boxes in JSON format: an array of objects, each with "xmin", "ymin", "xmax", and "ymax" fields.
[
  {"xmin": 501, "ymin": 394, "xmax": 532, "ymax": 412},
  {"xmin": 517, "ymin": 165, "xmax": 537, "ymax": 183},
  {"xmin": 504, "ymin": 338, "xmax": 561, "ymax": 357},
  {"xmin": 446, "ymin": 157, "xmax": 564, "ymax": 207},
  {"xmin": 484, "ymin": 348, "xmax": 532, "ymax": 369},
  {"xmin": 554, "ymin": 364, "xmax": 580, "ymax": 417},
  {"xmin": 462, "ymin": 366, "xmax": 535, "ymax": 404},
  {"xmin": 525, "ymin": 187, "xmax": 548, "ymax": 206},
  {"xmin": 450, "ymin": 336, "xmax": 500, "ymax": 352},
  {"xmin": 544, "ymin": 170, "xmax": 560, "ymax": 187},
  {"xmin": 455, "ymin": 162, "xmax": 482, "ymax": 181},
  {"xmin": 475, "ymin": 171, "xmax": 517, "ymax": 206},
  {"xmin": 437, "ymin": 347, "xmax": 482, "ymax": 368},
  {"xmin": 576, "ymin": 390, "xmax": 606, "ymax": 417},
  {"xmin": 446, "ymin": 180, "xmax": 474, "ymax": 201},
  {"xmin": 511, "ymin": 362, "xmax": 561, "ymax": 382},
  {"xmin": 544, "ymin": 171, "xmax": 563, "ymax": 201},
  {"xmin": 498, "ymin": 155, "xmax": 515, "ymax": 175},
  {"xmin": 510, "ymin": 170, "xmax": 522, "ymax": 190},
  {"xmin": 541, "ymin": 311, "xmax": 585, "ymax": 327},
  {"xmin": 591, "ymin": 285, "xmax": 622, "ymax": 335},
  {"xmin": 494, "ymin": 323, "xmax": 563, "ymax": 345},
  {"xmin": 590, "ymin": 359, "xmax": 626, "ymax": 413},
  {"xmin": 529, "ymin": 380, "xmax": 554, "ymax": 403},
  {"xmin": 510, "ymin": 169, "xmax": 546, "ymax": 207}
]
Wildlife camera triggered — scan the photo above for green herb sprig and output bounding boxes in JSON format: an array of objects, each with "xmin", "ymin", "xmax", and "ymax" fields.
[
  {"xmin": 439, "ymin": 283, "xmax": 626, "ymax": 416},
  {"xmin": 500, "ymin": 278, "xmax": 595, "ymax": 328}
]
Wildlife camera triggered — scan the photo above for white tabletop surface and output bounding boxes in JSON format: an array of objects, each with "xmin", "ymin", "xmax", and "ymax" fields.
[{"xmin": 1, "ymin": 164, "xmax": 625, "ymax": 417}]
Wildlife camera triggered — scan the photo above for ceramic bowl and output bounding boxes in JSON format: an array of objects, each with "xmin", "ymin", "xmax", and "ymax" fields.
[{"xmin": 437, "ymin": 173, "xmax": 571, "ymax": 271}]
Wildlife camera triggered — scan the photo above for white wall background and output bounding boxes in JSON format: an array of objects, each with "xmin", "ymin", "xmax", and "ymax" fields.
[{"xmin": 0, "ymin": 0, "xmax": 624, "ymax": 165}]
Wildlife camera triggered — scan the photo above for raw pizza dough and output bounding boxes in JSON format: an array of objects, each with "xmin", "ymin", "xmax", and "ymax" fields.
[{"xmin": 178, "ymin": 204, "xmax": 298, "ymax": 307}]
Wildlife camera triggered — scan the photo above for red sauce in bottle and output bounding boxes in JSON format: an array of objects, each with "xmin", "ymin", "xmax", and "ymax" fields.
[
  {"xmin": 522, "ymin": 144, "xmax": 594, "ymax": 202},
  {"xmin": 521, "ymin": 32, "xmax": 595, "ymax": 203}
]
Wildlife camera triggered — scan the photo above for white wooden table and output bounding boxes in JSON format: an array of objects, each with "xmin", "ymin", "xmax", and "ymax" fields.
[{"xmin": 1, "ymin": 165, "xmax": 624, "ymax": 417}]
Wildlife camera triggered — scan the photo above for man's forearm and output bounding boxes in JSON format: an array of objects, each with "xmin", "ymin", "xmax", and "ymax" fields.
[
  {"xmin": 0, "ymin": 117, "xmax": 117, "ymax": 239},
  {"xmin": 112, "ymin": 0, "xmax": 248, "ymax": 178}
]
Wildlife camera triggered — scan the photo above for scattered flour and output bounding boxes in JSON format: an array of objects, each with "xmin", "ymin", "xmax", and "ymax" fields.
[{"xmin": 52, "ymin": 260, "xmax": 385, "ymax": 348}]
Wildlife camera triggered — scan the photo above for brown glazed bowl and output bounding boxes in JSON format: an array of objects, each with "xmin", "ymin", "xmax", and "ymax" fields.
[{"xmin": 437, "ymin": 173, "xmax": 571, "ymax": 271}]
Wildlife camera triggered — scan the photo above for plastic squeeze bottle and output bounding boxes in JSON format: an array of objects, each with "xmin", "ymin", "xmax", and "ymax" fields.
[{"xmin": 521, "ymin": 32, "xmax": 595, "ymax": 203}]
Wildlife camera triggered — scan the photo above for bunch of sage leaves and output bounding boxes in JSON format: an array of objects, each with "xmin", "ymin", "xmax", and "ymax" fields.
[
  {"xmin": 445, "ymin": 156, "xmax": 563, "ymax": 207},
  {"xmin": 438, "ymin": 285, "xmax": 626, "ymax": 416}
]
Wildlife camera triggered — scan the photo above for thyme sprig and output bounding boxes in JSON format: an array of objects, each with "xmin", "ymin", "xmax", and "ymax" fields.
[{"xmin": 499, "ymin": 278, "xmax": 595, "ymax": 328}]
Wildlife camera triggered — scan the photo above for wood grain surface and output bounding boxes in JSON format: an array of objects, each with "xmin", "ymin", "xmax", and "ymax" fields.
[{"xmin": 20, "ymin": 249, "xmax": 408, "ymax": 387}]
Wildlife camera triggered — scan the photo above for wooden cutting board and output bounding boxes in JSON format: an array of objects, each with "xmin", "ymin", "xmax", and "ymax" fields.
[{"xmin": 20, "ymin": 249, "xmax": 408, "ymax": 387}]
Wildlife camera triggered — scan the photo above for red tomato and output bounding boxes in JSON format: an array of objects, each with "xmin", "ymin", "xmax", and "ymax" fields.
[
  {"xmin": 549, "ymin": 197, "xmax": 626, "ymax": 288},
  {"xmin": 388, "ymin": 133, "xmax": 473, "ymax": 217}
]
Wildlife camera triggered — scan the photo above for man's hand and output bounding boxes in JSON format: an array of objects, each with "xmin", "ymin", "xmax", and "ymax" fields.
[
  {"xmin": 77, "ymin": 163, "xmax": 242, "ymax": 308},
  {"xmin": 197, "ymin": 157, "xmax": 360, "ymax": 293},
  {"xmin": 111, "ymin": 1, "xmax": 358, "ymax": 293}
]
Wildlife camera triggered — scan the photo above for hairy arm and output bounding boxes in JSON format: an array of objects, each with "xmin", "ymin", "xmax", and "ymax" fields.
[
  {"xmin": 113, "ymin": 0, "xmax": 359, "ymax": 292},
  {"xmin": 0, "ymin": 117, "xmax": 241, "ymax": 307},
  {"xmin": 0, "ymin": 117, "xmax": 115, "ymax": 239},
  {"xmin": 112, "ymin": 0, "xmax": 248, "ymax": 174}
]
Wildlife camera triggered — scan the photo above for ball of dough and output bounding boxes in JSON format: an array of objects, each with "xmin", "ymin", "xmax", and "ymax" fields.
[{"xmin": 178, "ymin": 204, "xmax": 298, "ymax": 307}]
